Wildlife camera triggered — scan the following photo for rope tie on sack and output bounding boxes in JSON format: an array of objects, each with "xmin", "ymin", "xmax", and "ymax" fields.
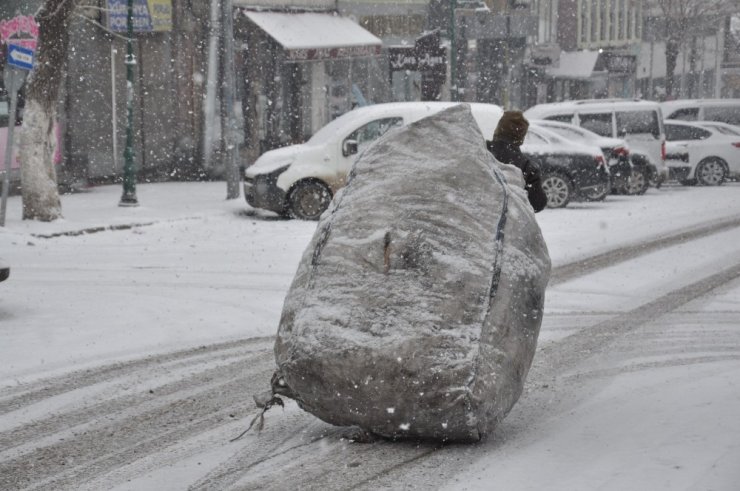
[{"xmin": 230, "ymin": 394, "xmax": 285, "ymax": 442}]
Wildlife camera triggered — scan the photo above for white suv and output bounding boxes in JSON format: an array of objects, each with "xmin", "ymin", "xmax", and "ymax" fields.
[{"xmin": 524, "ymin": 99, "xmax": 668, "ymax": 189}]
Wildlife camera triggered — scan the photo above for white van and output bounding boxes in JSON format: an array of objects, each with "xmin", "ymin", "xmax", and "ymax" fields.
[
  {"xmin": 524, "ymin": 99, "xmax": 668, "ymax": 186},
  {"xmin": 244, "ymin": 102, "xmax": 503, "ymax": 219},
  {"xmin": 660, "ymin": 99, "xmax": 740, "ymax": 126}
]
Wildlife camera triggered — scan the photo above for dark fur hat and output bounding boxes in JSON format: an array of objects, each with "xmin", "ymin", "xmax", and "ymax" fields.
[{"xmin": 493, "ymin": 111, "xmax": 529, "ymax": 146}]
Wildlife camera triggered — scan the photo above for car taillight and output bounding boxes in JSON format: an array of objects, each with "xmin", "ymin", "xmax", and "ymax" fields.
[
  {"xmin": 732, "ymin": 142, "xmax": 740, "ymax": 148},
  {"xmin": 613, "ymin": 146, "xmax": 629, "ymax": 156},
  {"xmin": 661, "ymin": 141, "xmax": 666, "ymax": 160},
  {"xmin": 595, "ymin": 155, "xmax": 605, "ymax": 167}
]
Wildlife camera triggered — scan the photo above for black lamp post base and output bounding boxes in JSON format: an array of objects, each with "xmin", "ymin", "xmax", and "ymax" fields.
[{"xmin": 119, "ymin": 194, "xmax": 139, "ymax": 207}]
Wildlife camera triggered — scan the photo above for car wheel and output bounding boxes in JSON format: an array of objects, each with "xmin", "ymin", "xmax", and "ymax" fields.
[
  {"xmin": 541, "ymin": 172, "xmax": 572, "ymax": 208},
  {"xmin": 288, "ymin": 180, "xmax": 333, "ymax": 220},
  {"xmin": 626, "ymin": 167, "xmax": 649, "ymax": 195},
  {"xmin": 695, "ymin": 158, "xmax": 727, "ymax": 186},
  {"xmin": 582, "ymin": 181, "xmax": 610, "ymax": 202}
]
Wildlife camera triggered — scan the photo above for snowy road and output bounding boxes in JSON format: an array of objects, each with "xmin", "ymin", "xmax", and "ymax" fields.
[{"xmin": 1, "ymin": 182, "xmax": 740, "ymax": 490}]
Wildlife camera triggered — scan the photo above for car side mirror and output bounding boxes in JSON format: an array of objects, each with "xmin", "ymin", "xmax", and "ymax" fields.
[{"xmin": 342, "ymin": 139, "xmax": 358, "ymax": 157}]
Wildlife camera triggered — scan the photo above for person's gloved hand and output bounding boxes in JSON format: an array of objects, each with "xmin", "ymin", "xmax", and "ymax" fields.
[{"xmin": 521, "ymin": 158, "xmax": 542, "ymax": 186}]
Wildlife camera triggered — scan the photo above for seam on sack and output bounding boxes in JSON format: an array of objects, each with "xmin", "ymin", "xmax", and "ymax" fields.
[{"xmin": 464, "ymin": 162, "xmax": 509, "ymax": 435}]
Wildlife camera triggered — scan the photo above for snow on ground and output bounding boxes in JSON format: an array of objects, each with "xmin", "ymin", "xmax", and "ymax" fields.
[
  {"xmin": 1, "ymin": 181, "xmax": 740, "ymax": 489},
  {"xmin": 0, "ymin": 182, "xmax": 315, "ymax": 384}
]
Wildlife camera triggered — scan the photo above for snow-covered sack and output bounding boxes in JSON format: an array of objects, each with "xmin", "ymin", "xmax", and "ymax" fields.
[{"xmin": 272, "ymin": 104, "xmax": 551, "ymax": 442}]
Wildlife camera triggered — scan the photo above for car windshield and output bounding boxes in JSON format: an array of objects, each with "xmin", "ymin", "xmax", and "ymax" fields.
[{"xmin": 616, "ymin": 110, "xmax": 661, "ymax": 139}]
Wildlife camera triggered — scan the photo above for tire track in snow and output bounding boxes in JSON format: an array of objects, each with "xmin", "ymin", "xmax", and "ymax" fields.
[
  {"xmin": 0, "ymin": 337, "xmax": 272, "ymax": 415},
  {"xmin": 0, "ymin": 344, "xmax": 275, "ymax": 490},
  {"xmin": 549, "ymin": 214, "xmax": 740, "ymax": 285}
]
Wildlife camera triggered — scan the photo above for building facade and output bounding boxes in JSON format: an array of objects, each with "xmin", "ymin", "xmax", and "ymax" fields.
[
  {"xmin": 547, "ymin": 0, "xmax": 642, "ymax": 101},
  {"xmin": 234, "ymin": 1, "xmax": 390, "ymax": 164},
  {"xmin": 1, "ymin": 0, "xmax": 210, "ymax": 187}
]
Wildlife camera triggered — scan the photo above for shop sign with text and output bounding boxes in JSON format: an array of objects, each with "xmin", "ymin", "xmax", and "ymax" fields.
[{"xmin": 107, "ymin": 0, "xmax": 172, "ymax": 32}]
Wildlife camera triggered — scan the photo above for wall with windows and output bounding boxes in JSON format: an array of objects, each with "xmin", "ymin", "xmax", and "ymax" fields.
[
  {"xmin": 558, "ymin": 0, "xmax": 642, "ymax": 51},
  {"xmin": 534, "ymin": 0, "xmax": 559, "ymax": 45}
]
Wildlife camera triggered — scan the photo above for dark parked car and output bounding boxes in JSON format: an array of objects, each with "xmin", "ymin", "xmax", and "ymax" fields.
[
  {"xmin": 520, "ymin": 125, "xmax": 611, "ymax": 208},
  {"xmin": 532, "ymin": 119, "xmax": 633, "ymax": 194}
]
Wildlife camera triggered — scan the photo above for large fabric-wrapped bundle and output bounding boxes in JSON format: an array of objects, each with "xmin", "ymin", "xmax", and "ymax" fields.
[{"xmin": 272, "ymin": 104, "xmax": 550, "ymax": 442}]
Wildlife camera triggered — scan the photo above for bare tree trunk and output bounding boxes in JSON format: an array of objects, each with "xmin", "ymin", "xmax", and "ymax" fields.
[
  {"xmin": 664, "ymin": 38, "xmax": 680, "ymax": 99},
  {"xmin": 19, "ymin": 0, "xmax": 75, "ymax": 221},
  {"xmin": 688, "ymin": 36, "xmax": 698, "ymax": 98}
]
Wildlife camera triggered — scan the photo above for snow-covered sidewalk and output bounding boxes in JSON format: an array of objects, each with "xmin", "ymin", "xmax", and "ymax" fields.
[{"xmin": 1, "ymin": 182, "xmax": 250, "ymax": 236}]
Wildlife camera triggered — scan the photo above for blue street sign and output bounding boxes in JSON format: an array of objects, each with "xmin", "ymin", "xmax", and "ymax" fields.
[{"xmin": 7, "ymin": 44, "xmax": 35, "ymax": 71}]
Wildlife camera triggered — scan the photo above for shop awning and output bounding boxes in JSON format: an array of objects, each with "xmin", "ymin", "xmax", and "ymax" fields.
[
  {"xmin": 243, "ymin": 11, "xmax": 382, "ymax": 62},
  {"xmin": 546, "ymin": 50, "xmax": 602, "ymax": 79}
]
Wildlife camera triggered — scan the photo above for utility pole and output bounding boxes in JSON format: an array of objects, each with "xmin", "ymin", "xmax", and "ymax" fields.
[
  {"xmin": 222, "ymin": 0, "xmax": 240, "ymax": 199},
  {"xmin": 1, "ymin": 69, "xmax": 25, "ymax": 226},
  {"xmin": 449, "ymin": 0, "xmax": 457, "ymax": 101},
  {"xmin": 714, "ymin": 24, "xmax": 723, "ymax": 98},
  {"xmin": 119, "ymin": 0, "xmax": 138, "ymax": 206}
]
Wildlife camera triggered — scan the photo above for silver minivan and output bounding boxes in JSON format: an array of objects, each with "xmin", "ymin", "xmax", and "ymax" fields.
[{"xmin": 525, "ymin": 99, "xmax": 668, "ymax": 192}]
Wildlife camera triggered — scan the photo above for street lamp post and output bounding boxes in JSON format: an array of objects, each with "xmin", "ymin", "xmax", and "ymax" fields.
[
  {"xmin": 449, "ymin": 0, "xmax": 457, "ymax": 102},
  {"xmin": 119, "ymin": 0, "xmax": 138, "ymax": 206}
]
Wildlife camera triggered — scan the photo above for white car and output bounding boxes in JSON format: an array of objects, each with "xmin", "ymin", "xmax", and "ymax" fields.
[
  {"xmin": 244, "ymin": 102, "xmax": 503, "ymax": 219},
  {"xmin": 531, "ymin": 119, "xmax": 634, "ymax": 194},
  {"xmin": 663, "ymin": 120, "xmax": 740, "ymax": 185}
]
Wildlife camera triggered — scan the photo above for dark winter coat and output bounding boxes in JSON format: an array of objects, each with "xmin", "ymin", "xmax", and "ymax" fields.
[{"xmin": 487, "ymin": 111, "xmax": 547, "ymax": 213}]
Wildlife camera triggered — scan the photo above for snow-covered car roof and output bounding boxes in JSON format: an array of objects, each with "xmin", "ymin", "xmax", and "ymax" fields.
[
  {"xmin": 308, "ymin": 102, "xmax": 503, "ymax": 145},
  {"xmin": 660, "ymin": 98, "xmax": 740, "ymax": 113},
  {"xmin": 532, "ymin": 119, "xmax": 627, "ymax": 149},
  {"xmin": 524, "ymin": 123, "xmax": 603, "ymax": 157},
  {"xmin": 525, "ymin": 99, "xmax": 662, "ymax": 119}
]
